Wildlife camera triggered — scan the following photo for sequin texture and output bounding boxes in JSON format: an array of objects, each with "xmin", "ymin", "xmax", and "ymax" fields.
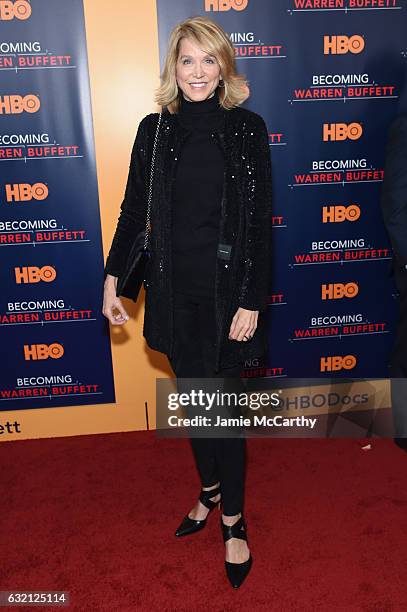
[{"xmin": 104, "ymin": 106, "xmax": 272, "ymax": 372}]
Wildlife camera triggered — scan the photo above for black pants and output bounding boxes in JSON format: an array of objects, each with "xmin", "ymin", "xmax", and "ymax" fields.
[
  {"xmin": 167, "ymin": 291, "xmax": 246, "ymax": 516},
  {"xmin": 390, "ymin": 265, "xmax": 407, "ymax": 437}
]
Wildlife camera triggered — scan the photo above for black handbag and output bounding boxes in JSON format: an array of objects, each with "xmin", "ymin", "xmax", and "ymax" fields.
[{"xmin": 116, "ymin": 111, "xmax": 162, "ymax": 302}]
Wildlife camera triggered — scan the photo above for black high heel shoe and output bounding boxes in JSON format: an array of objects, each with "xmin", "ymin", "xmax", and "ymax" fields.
[
  {"xmin": 221, "ymin": 514, "xmax": 253, "ymax": 588},
  {"xmin": 174, "ymin": 485, "xmax": 221, "ymax": 537}
]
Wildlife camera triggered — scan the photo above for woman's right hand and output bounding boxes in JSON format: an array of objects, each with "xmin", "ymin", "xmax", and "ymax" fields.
[{"xmin": 102, "ymin": 274, "xmax": 130, "ymax": 325}]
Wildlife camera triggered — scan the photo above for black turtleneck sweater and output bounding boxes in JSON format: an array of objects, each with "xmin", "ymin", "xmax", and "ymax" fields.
[{"xmin": 171, "ymin": 88, "xmax": 225, "ymax": 298}]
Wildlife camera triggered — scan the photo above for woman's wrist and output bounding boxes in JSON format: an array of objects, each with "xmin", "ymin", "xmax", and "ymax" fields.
[{"xmin": 104, "ymin": 273, "xmax": 118, "ymax": 288}]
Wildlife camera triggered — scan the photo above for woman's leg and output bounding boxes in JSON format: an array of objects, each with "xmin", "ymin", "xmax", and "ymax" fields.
[
  {"xmin": 197, "ymin": 297, "xmax": 250, "ymax": 563},
  {"xmin": 168, "ymin": 292, "xmax": 220, "ymax": 519},
  {"xmin": 197, "ymin": 297, "xmax": 247, "ymax": 516},
  {"xmin": 212, "ymin": 365, "xmax": 247, "ymax": 517}
]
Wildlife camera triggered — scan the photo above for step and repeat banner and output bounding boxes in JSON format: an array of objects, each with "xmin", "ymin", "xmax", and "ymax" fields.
[
  {"xmin": 0, "ymin": 0, "xmax": 115, "ymax": 411},
  {"xmin": 1, "ymin": 0, "xmax": 406, "ymax": 420},
  {"xmin": 156, "ymin": 0, "xmax": 407, "ymax": 380}
]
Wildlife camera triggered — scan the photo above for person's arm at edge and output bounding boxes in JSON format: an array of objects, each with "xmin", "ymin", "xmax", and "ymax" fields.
[{"xmin": 380, "ymin": 114, "xmax": 407, "ymax": 268}]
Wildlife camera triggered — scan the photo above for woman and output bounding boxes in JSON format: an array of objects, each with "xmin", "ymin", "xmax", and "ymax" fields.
[{"xmin": 103, "ymin": 15, "xmax": 272, "ymax": 589}]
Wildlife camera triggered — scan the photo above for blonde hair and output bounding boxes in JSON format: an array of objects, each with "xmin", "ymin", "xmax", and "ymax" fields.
[{"xmin": 154, "ymin": 15, "xmax": 248, "ymax": 113}]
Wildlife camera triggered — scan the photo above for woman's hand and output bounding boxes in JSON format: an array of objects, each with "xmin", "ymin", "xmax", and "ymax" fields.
[
  {"xmin": 102, "ymin": 274, "xmax": 130, "ymax": 325},
  {"xmin": 228, "ymin": 307, "xmax": 258, "ymax": 341}
]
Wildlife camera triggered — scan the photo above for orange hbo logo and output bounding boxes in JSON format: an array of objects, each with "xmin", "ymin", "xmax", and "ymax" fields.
[
  {"xmin": 24, "ymin": 343, "xmax": 64, "ymax": 361},
  {"xmin": 321, "ymin": 282, "xmax": 359, "ymax": 300},
  {"xmin": 323, "ymin": 35, "xmax": 365, "ymax": 55},
  {"xmin": 0, "ymin": 1, "xmax": 31, "ymax": 20},
  {"xmin": 205, "ymin": 0, "xmax": 248, "ymax": 11},
  {"xmin": 320, "ymin": 355, "xmax": 357, "ymax": 372},
  {"xmin": 323, "ymin": 122, "xmax": 362, "ymax": 142},
  {"xmin": 15, "ymin": 266, "xmax": 56, "ymax": 284},
  {"xmin": 322, "ymin": 205, "xmax": 361, "ymax": 223},
  {"xmin": 0, "ymin": 95, "xmax": 40, "ymax": 115},
  {"xmin": 6, "ymin": 182, "xmax": 48, "ymax": 202}
]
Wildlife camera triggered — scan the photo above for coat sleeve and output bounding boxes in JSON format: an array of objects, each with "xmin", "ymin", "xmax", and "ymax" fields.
[
  {"xmin": 380, "ymin": 113, "xmax": 407, "ymax": 267},
  {"xmin": 237, "ymin": 114, "xmax": 272, "ymax": 313},
  {"xmin": 103, "ymin": 113, "xmax": 152, "ymax": 280}
]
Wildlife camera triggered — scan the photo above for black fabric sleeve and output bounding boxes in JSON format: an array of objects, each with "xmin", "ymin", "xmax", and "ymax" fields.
[
  {"xmin": 237, "ymin": 115, "xmax": 272, "ymax": 312},
  {"xmin": 103, "ymin": 113, "xmax": 152, "ymax": 280}
]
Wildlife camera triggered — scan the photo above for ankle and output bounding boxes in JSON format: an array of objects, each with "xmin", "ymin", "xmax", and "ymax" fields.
[
  {"xmin": 202, "ymin": 482, "xmax": 220, "ymax": 492},
  {"xmin": 222, "ymin": 512, "xmax": 242, "ymax": 526}
]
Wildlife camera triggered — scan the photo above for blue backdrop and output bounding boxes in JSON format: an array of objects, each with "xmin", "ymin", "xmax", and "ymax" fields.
[
  {"xmin": 156, "ymin": 0, "xmax": 407, "ymax": 379},
  {"xmin": 0, "ymin": 0, "xmax": 115, "ymax": 410}
]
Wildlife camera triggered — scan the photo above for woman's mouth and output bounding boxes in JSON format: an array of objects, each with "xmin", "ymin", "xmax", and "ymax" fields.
[{"xmin": 189, "ymin": 83, "xmax": 207, "ymax": 88}]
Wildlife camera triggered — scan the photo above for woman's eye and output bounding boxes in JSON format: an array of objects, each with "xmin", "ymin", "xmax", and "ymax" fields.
[{"xmin": 181, "ymin": 58, "xmax": 215, "ymax": 64}]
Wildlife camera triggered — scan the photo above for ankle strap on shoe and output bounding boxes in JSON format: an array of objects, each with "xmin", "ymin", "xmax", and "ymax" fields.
[
  {"xmin": 221, "ymin": 515, "xmax": 248, "ymax": 543},
  {"xmin": 199, "ymin": 486, "xmax": 221, "ymax": 510}
]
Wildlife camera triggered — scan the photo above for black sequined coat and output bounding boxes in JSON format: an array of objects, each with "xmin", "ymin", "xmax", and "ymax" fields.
[{"xmin": 104, "ymin": 103, "xmax": 272, "ymax": 372}]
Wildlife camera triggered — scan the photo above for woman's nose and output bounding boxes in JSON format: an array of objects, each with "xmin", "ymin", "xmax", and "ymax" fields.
[{"xmin": 193, "ymin": 65, "xmax": 204, "ymax": 78}]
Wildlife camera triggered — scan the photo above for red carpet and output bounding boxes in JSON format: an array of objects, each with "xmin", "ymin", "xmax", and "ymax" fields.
[{"xmin": 1, "ymin": 432, "xmax": 407, "ymax": 611}]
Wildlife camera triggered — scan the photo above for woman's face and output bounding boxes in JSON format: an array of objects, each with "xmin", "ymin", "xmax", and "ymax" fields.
[{"xmin": 175, "ymin": 36, "xmax": 221, "ymax": 102}]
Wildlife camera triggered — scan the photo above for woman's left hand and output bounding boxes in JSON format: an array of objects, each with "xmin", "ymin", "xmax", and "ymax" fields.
[{"xmin": 228, "ymin": 307, "xmax": 258, "ymax": 342}]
